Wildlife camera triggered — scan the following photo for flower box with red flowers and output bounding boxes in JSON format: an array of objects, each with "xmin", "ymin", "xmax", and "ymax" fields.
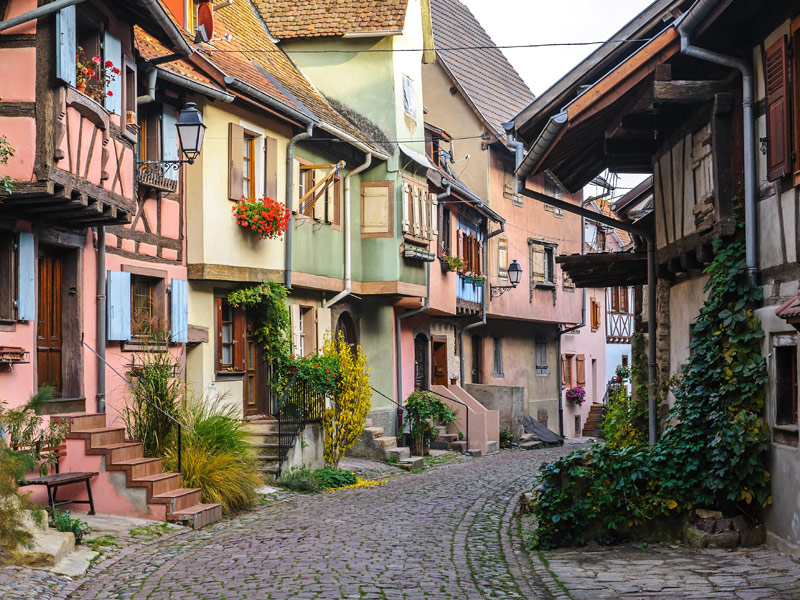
[{"xmin": 232, "ymin": 196, "xmax": 290, "ymax": 240}]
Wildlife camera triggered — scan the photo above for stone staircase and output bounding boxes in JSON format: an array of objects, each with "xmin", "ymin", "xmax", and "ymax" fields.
[
  {"xmin": 52, "ymin": 414, "xmax": 222, "ymax": 529},
  {"xmin": 431, "ymin": 425, "xmax": 467, "ymax": 452},
  {"xmin": 582, "ymin": 403, "xmax": 605, "ymax": 437},
  {"xmin": 243, "ymin": 419, "xmax": 281, "ymax": 477}
]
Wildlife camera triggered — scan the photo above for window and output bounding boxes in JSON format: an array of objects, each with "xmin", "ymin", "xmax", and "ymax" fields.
[
  {"xmin": 544, "ymin": 173, "xmax": 564, "ymax": 216},
  {"xmin": 297, "ymin": 308, "xmax": 305, "ymax": 357},
  {"xmin": 765, "ymin": 20, "xmax": 800, "ymax": 183},
  {"xmin": 535, "ymin": 336, "xmax": 548, "ymax": 377},
  {"xmin": 362, "ymin": 181, "xmax": 394, "ymax": 238},
  {"xmin": 775, "ymin": 345, "xmax": 798, "ymax": 426},
  {"xmin": 590, "ymin": 297, "xmax": 601, "ymax": 331},
  {"xmin": 123, "ymin": 58, "xmax": 137, "ymax": 128},
  {"xmin": 562, "ymin": 271, "xmax": 575, "ymax": 292},
  {"xmin": 216, "ymin": 297, "xmax": 245, "ymax": 373},
  {"xmin": 243, "ymin": 134, "xmax": 255, "ymax": 200},
  {"xmin": 402, "ymin": 75, "xmax": 415, "ymax": 117},
  {"xmin": 457, "ymin": 229, "xmax": 482, "ymax": 275},
  {"xmin": 439, "ymin": 205, "xmax": 452, "ymax": 255},
  {"xmin": 492, "ymin": 338, "xmax": 503, "ymax": 377},
  {"xmin": 294, "ymin": 306, "xmax": 316, "ymax": 357},
  {"xmin": 622, "ymin": 355, "xmax": 629, "ymax": 367},
  {"xmin": 130, "ymin": 275, "xmax": 165, "ymax": 337},
  {"xmin": 597, "ymin": 228, "xmax": 607, "ymax": 251},
  {"xmin": 530, "ymin": 241, "xmax": 555, "ymax": 286},
  {"xmin": 402, "ymin": 179, "xmax": 437, "ymax": 240},
  {"xmin": 609, "ymin": 287, "xmax": 630, "ymax": 313},
  {"xmin": 561, "ymin": 354, "xmax": 573, "ymax": 386},
  {"xmin": 0, "ymin": 231, "xmax": 16, "ymax": 323},
  {"xmin": 497, "ymin": 237, "xmax": 508, "ymax": 279}
]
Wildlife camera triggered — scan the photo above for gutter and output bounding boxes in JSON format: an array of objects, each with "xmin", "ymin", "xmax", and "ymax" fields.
[
  {"xmin": 0, "ymin": 0, "xmax": 86, "ymax": 33},
  {"xmin": 285, "ymin": 124, "xmax": 315, "ymax": 289},
  {"xmin": 677, "ymin": 0, "xmax": 757, "ymax": 281},
  {"xmin": 224, "ymin": 76, "xmax": 318, "ymax": 127},
  {"xmin": 325, "ymin": 152, "xmax": 372, "ymax": 308},
  {"xmin": 156, "ymin": 68, "xmax": 235, "ymax": 102},
  {"xmin": 514, "ymin": 112, "xmax": 568, "ymax": 181},
  {"xmin": 96, "ymin": 226, "xmax": 106, "ymax": 414},
  {"xmin": 319, "ymin": 123, "xmax": 391, "ymax": 161}
]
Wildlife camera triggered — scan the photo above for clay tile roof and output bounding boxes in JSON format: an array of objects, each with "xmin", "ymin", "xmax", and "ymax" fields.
[
  {"xmin": 430, "ymin": 0, "xmax": 534, "ymax": 136},
  {"xmin": 134, "ymin": 26, "xmax": 222, "ymax": 90},
  {"xmin": 254, "ymin": 0, "xmax": 408, "ymax": 40},
  {"xmin": 777, "ymin": 292, "xmax": 800, "ymax": 321},
  {"xmin": 595, "ymin": 200, "xmax": 632, "ymax": 247}
]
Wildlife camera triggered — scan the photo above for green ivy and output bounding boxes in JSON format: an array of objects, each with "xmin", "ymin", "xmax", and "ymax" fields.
[
  {"xmin": 602, "ymin": 334, "xmax": 649, "ymax": 450},
  {"xmin": 529, "ymin": 235, "xmax": 770, "ymax": 549},
  {"xmin": 0, "ymin": 135, "xmax": 15, "ymax": 194}
]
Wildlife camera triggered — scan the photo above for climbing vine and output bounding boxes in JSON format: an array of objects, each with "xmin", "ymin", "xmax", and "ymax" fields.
[
  {"xmin": 0, "ymin": 135, "xmax": 15, "ymax": 194},
  {"xmin": 602, "ymin": 333, "xmax": 649, "ymax": 450},
  {"xmin": 529, "ymin": 234, "xmax": 770, "ymax": 549}
]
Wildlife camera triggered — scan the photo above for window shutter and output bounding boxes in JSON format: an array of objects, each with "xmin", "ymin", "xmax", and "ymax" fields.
[
  {"xmin": 430, "ymin": 193, "xmax": 439, "ymax": 238},
  {"xmin": 107, "ymin": 270, "xmax": 132, "ymax": 341},
  {"xmin": 265, "ymin": 136, "xmax": 278, "ymax": 199},
  {"xmin": 233, "ymin": 307, "xmax": 246, "ymax": 371},
  {"xmin": 766, "ymin": 36, "xmax": 791, "ymax": 181},
  {"xmin": 56, "ymin": 6, "xmax": 76, "ymax": 86},
  {"xmin": 402, "ymin": 182, "xmax": 411, "ymax": 233},
  {"xmin": 162, "ymin": 105, "xmax": 179, "ymax": 181},
  {"xmin": 292, "ymin": 158, "xmax": 301, "ymax": 204},
  {"xmin": 420, "ymin": 188, "xmax": 429, "ymax": 239},
  {"xmin": 215, "ymin": 297, "xmax": 223, "ymax": 371},
  {"xmin": 561, "ymin": 355, "xmax": 567, "ymax": 386},
  {"xmin": 532, "ymin": 245, "xmax": 545, "ymax": 281},
  {"xmin": 16, "ymin": 232, "xmax": 35, "ymax": 321},
  {"xmin": 170, "ymin": 278, "xmax": 188, "ymax": 343},
  {"xmin": 290, "ymin": 304, "xmax": 301, "ymax": 355},
  {"xmin": 576, "ymin": 354, "xmax": 586, "ymax": 385},
  {"xmin": 412, "ymin": 186, "xmax": 421, "ymax": 236},
  {"xmin": 316, "ymin": 307, "xmax": 331, "ymax": 352},
  {"xmin": 103, "ymin": 32, "xmax": 122, "ymax": 114},
  {"xmin": 362, "ymin": 182, "xmax": 391, "ymax": 235},
  {"xmin": 498, "ymin": 237, "xmax": 508, "ymax": 277},
  {"xmin": 228, "ymin": 123, "xmax": 244, "ymax": 200}
]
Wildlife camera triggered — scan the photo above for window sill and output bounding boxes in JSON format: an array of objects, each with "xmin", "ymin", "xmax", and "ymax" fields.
[
  {"xmin": 215, "ymin": 370, "xmax": 245, "ymax": 381},
  {"xmin": 773, "ymin": 424, "xmax": 799, "ymax": 432},
  {"xmin": 122, "ymin": 340, "xmax": 168, "ymax": 353},
  {"xmin": 534, "ymin": 282, "xmax": 556, "ymax": 289},
  {"xmin": 403, "ymin": 233, "xmax": 432, "ymax": 246}
]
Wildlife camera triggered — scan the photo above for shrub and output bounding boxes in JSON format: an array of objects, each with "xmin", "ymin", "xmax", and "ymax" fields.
[
  {"xmin": 278, "ymin": 465, "xmax": 357, "ymax": 493},
  {"xmin": 322, "ymin": 331, "xmax": 371, "ymax": 468},
  {"xmin": 51, "ymin": 510, "xmax": 90, "ymax": 544},
  {"xmin": 163, "ymin": 397, "xmax": 261, "ymax": 514},
  {"xmin": 499, "ymin": 428, "xmax": 514, "ymax": 448},
  {"xmin": 529, "ymin": 235, "xmax": 769, "ymax": 549},
  {"xmin": 122, "ymin": 340, "xmax": 182, "ymax": 457},
  {"xmin": 404, "ymin": 390, "xmax": 457, "ymax": 455},
  {"xmin": 603, "ymin": 338, "xmax": 649, "ymax": 450}
]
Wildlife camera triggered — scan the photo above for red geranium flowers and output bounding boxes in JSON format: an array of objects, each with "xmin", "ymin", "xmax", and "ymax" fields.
[{"xmin": 232, "ymin": 196, "xmax": 290, "ymax": 240}]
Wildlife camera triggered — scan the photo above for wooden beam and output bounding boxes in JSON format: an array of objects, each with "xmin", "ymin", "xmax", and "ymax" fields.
[
  {"xmin": 604, "ymin": 138, "xmax": 660, "ymax": 157},
  {"xmin": 652, "ymin": 80, "xmax": 727, "ymax": 104}
]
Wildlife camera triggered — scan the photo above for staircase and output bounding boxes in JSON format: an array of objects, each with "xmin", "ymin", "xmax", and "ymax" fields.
[
  {"xmin": 243, "ymin": 419, "xmax": 281, "ymax": 477},
  {"xmin": 362, "ymin": 420, "xmax": 413, "ymax": 462},
  {"xmin": 430, "ymin": 384, "xmax": 500, "ymax": 454},
  {"xmin": 52, "ymin": 414, "xmax": 222, "ymax": 529},
  {"xmin": 582, "ymin": 403, "xmax": 605, "ymax": 437},
  {"xmin": 431, "ymin": 425, "xmax": 467, "ymax": 452}
]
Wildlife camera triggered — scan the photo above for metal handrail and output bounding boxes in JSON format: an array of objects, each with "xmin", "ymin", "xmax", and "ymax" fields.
[{"xmin": 82, "ymin": 339, "xmax": 190, "ymax": 472}]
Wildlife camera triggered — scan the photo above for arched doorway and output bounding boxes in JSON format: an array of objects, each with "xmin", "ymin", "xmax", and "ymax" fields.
[
  {"xmin": 335, "ymin": 311, "xmax": 357, "ymax": 347},
  {"xmin": 414, "ymin": 334, "xmax": 429, "ymax": 391}
]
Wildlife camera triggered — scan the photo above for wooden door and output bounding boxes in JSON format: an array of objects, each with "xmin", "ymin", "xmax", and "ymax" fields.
[
  {"xmin": 243, "ymin": 316, "xmax": 259, "ymax": 417},
  {"xmin": 37, "ymin": 250, "xmax": 63, "ymax": 396},
  {"xmin": 471, "ymin": 335, "xmax": 483, "ymax": 384},
  {"xmin": 414, "ymin": 334, "xmax": 428, "ymax": 391},
  {"xmin": 432, "ymin": 340, "xmax": 448, "ymax": 386}
]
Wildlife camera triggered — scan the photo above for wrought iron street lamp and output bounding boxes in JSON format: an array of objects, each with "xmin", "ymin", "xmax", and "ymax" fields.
[
  {"xmin": 490, "ymin": 259, "xmax": 522, "ymax": 298},
  {"xmin": 136, "ymin": 102, "xmax": 206, "ymax": 179}
]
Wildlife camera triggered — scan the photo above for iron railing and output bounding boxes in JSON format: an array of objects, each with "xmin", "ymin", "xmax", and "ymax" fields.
[{"xmin": 275, "ymin": 373, "xmax": 325, "ymax": 473}]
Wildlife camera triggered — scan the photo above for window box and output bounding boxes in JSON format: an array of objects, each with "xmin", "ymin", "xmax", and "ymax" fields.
[{"xmin": 0, "ymin": 346, "xmax": 29, "ymax": 365}]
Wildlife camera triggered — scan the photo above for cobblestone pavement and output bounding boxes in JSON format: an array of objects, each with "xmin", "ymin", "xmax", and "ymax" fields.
[
  {"xmin": 535, "ymin": 543, "xmax": 800, "ymax": 600},
  {"xmin": 5, "ymin": 447, "xmax": 800, "ymax": 600}
]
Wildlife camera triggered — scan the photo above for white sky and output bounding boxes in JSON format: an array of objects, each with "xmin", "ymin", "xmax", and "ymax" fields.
[{"xmin": 458, "ymin": 0, "xmax": 655, "ymax": 197}]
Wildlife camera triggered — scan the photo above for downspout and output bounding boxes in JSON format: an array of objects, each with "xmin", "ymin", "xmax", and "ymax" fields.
[
  {"xmin": 96, "ymin": 226, "xmax": 106, "ymax": 414},
  {"xmin": 0, "ymin": 0, "xmax": 86, "ymax": 33},
  {"xmin": 325, "ymin": 152, "xmax": 372, "ymax": 308},
  {"xmin": 137, "ymin": 66, "xmax": 158, "ymax": 105},
  {"xmin": 677, "ymin": 0, "xmax": 757, "ymax": 281},
  {"xmin": 285, "ymin": 124, "xmax": 314, "ymax": 288}
]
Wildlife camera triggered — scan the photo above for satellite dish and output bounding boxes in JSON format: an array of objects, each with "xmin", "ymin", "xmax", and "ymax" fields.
[{"xmin": 197, "ymin": 0, "xmax": 214, "ymax": 41}]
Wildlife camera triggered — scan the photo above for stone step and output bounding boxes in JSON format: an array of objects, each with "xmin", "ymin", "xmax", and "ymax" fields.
[
  {"xmin": 363, "ymin": 426, "xmax": 384, "ymax": 438},
  {"xmin": 169, "ymin": 503, "xmax": 223, "ymax": 529},
  {"xmin": 429, "ymin": 440, "xmax": 451, "ymax": 451},
  {"xmin": 92, "ymin": 441, "xmax": 143, "ymax": 463},
  {"xmin": 365, "ymin": 418, "xmax": 373, "ymax": 428},
  {"xmin": 449, "ymin": 440, "xmax": 467, "ymax": 453},
  {"xmin": 131, "ymin": 472, "xmax": 182, "ymax": 496},
  {"xmin": 68, "ymin": 426, "xmax": 126, "ymax": 447},
  {"xmin": 437, "ymin": 433, "xmax": 459, "ymax": 443},
  {"xmin": 374, "ymin": 436, "xmax": 398, "ymax": 449},
  {"xmin": 485, "ymin": 441, "xmax": 499, "ymax": 454},
  {"xmin": 110, "ymin": 457, "xmax": 163, "ymax": 479},
  {"xmin": 151, "ymin": 488, "xmax": 203, "ymax": 513},
  {"xmin": 386, "ymin": 446, "xmax": 410, "ymax": 461},
  {"xmin": 7, "ymin": 529, "xmax": 75, "ymax": 568},
  {"xmin": 397, "ymin": 456, "xmax": 424, "ymax": 471},
  {"xmin": 467, "ymin": 448, "xmax": 482, "ymax": 457},
  {"xmin": 242, "ymin": 422, "xmax": 280, "ymax": 435},
  {"xmin": 52, "ymin": 413, "xmax": 106, "ymax": 432}
]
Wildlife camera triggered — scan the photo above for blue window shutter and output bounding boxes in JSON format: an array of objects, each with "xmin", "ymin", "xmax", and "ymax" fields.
[
  {"xmin": 162, "ymin": 105, "xmax": 179, "ymax": 181},
  {"xmin": 56, "ymin": 6, "xmax": 76, "ymax": 86},
  {"xmin": 107, "ymin": 270, "xmax": 131, "ymax": 341},
  {"xmin": 16, "ymin": 232, "xmax": 35, "ymax": 321},
  {"xmin": 103, "ymin": 32, "xmax": 122, "ymax": 114},
  {"xmin": 170, "ymin": 279, "xmax": 188, "ymax": 343}
]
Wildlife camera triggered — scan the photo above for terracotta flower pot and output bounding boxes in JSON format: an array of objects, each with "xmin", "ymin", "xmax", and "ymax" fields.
[{"xmin": 76, "ymin": 83, "xmax": 86, "ymax": 93}]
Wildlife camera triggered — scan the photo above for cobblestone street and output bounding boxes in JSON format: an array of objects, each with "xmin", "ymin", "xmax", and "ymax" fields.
[{"xmin": 4, "ymin": 448, "xmax": 800, "ymax": 599}]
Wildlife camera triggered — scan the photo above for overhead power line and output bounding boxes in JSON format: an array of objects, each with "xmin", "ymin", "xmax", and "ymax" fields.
[{"xmin": 211, "ymin": 38, "xmax": 652, "ymax": 54}]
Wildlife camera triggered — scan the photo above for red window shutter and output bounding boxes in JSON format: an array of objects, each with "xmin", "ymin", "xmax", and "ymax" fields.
[
  {"xmin": 561, "ymin": 355, "xmax": 567, "ymax": 386},
  {"xmin": 234, "ymin": 308, "xmax": 246, "ymax": 371},
  {"xmin": 576, "ymin": 354, "xmax": 586, "ymax": 386},
  {"xmin": 215, "ymin": 297, "xmax": 223, "ymax": 372},
  {"xmin": 766, "ymin": 36, "xmax": 791, "ymax": 181}
]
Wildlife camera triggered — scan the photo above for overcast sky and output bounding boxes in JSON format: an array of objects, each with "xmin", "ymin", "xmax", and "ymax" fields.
[{"xmin": 460, "ymin": 0, "xmax": 655, "ymax": 96}]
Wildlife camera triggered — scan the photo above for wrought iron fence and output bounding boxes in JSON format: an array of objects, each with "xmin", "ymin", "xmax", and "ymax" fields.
[{"xmin": 275, "ymin": 373, "xmax": 325, "ymax": 473}]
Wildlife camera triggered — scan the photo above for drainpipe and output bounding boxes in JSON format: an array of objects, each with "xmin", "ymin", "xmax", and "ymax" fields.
[
  {"xmin": 137, "ymin": 66, "xmax": 158, "ymax": 105},
  {"xmin": 395, "ymin": 262, "xmax": 431, "ymax": 406},
  {"xmin": 96, "ymin": 226, "xmax": 106, "ymax": 414},
  {"xmin": 285, "ymin": 124, "xmax": 314, "ymax": 289},
  {"xmin": 0, "ymin": 0, "xmax": 86, "ymax": 33},
  {"xmin": 677, "ymin": 0, "xmax": 757, "ymax": 281},
  {"xmin": 325, "ymin": 153, "xmax": 372, "ymax": 308}
]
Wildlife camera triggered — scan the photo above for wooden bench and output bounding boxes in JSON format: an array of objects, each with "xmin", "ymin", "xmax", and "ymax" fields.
[{"xmin": 15, "ymin": 442, "xmax": 98, "ymax": 515}]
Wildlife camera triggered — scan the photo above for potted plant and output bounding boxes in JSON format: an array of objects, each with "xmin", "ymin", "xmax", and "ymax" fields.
[
  {"xmin": 232, "ymin": 196, "xmax": 290, "ymax": 240},
  {"xmin": 472, "ymin": 274, "xmax": 486, "ymax": 287},
  {"xmin": 440, "ymin": 252, "xmax": 465, "ymax": 274},
  {"xmin": 565, "ymin": 386, "xmax": 586, "ymax": 406},
  {"xmin": 463, "ymin": 271, "xmax": 474, "ymax": 285},
  {"xmin": 404, "ymin": 390, "xmax": 457, "ymax": 456},
  {"xmin": 75, "ymin": 46, "xmax": 119, "ymax": 103}
]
